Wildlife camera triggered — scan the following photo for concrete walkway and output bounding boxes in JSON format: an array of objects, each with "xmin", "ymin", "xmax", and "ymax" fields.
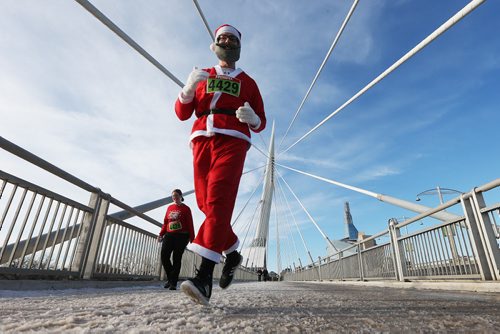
[
  {"xmin": 306, "ymin": 279, "xmax": 500, "ymax": 293},
  {"xmin": 1, "ymin": 280, "xmax": 499, "ymax": 332}
]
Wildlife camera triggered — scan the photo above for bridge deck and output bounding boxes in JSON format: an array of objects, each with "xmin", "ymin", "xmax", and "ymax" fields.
[{"xmin": 1, "ymin": 281, "xmax": 499, "ymax": 332}]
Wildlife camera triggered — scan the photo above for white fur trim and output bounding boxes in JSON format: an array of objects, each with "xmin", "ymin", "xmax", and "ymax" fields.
[
  {"xmin": 210, "ymin": 92, "xmax": 221, "ymax": 110},
  {"xmin": 215, "ymin": 25, "xmax": 241, "ymax": 42},
  {"xmin": 187, "ymin": 243, "xmax": 222, "ymax": 263},
  {"xmin": 206, "ymin": 113, "xmax": 214, "ymax": 133},
  {"xmin": 214, "ymin": 65, "xmax": 242, "ymax": 78},
  {"xmin": 223, "ymin": 239, "xmax": 240, "ymax": 255},
  {"xmin": 189, "ymin": 128, "xmax": 251, "ymax": 144}
]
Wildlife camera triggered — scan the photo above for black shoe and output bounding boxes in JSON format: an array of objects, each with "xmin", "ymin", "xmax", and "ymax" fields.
[
  {"xmin": 169, "ymin": 283, "xmax": 177, "ymax": 290},
  {"xmin": 163, "ymin": 282, "xmax": 171, "ymax": 289},
  {"xmin": 219, "ymin": 252, "xmax": 243, "ymax": 289},
  {"xmin": 181, "ymin": 273, "xmax": 212, "ymax": 306}
]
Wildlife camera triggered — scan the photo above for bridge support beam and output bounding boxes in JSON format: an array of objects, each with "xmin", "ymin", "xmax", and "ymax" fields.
[
  {"xmin": 389, "ymin": 218, "xmax": 405, "ymax": 282},
  {"xmin": 73, "ymin": 192, "xmax": 110, "ymax": 279},
  {"xmin": 461, "ymin": 191, "xmax": 500, "ymax": 280}
]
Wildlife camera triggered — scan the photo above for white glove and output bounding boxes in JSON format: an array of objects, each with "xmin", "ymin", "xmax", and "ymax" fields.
[
  {"xmin": 182, "ymin": 67, "xmax": 209, "ymax": 98},
  {"xmin": 236, "ymin": 102, "xmax": 261, "ymax": 129}
]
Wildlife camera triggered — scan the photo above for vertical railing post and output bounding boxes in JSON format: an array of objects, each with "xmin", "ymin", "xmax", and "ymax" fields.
[
  {"xmin": 339, "ymin": 251, "xmax": 344, "ymax": 281},
  {"xmin": 73, "ymin": 192, "xmax": 99, "ymax": 276},
  {"xmin": 192, "ymin": 252, "xmax": 197, "ymax": 277},
  {"xmin": 317, "ymin": 256, "xmax": 322, "ymax": 281},
  {"xmin": 389, "ymin": 218, "xmax": 405, "ymax": 281},
  {"xmin": 73, "ymin": 191, "xmax": 110, "ymax": 279},
  {"xmin": 470, "ymin": 191, "xmax": 500, "ymax": 280},
  {"xmin": 158, "ymin": 244, "xmax": 165, "ymax": 281},
  {"xmin": 461, "ymin": 192, "xmax": 499, "ymax": 280},
  {"xmin": 357, "ymin": 243, "xmax": 365, "ymax": 281}
]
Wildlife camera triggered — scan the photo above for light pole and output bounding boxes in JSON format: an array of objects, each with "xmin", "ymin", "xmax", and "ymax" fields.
[
  {"xmin": 415, "ymin": 186, "xmax": 463, "ymax": 259},
  {"xmin": 415, "ymin": 186, "xmax": 463, "ymax": 205}
]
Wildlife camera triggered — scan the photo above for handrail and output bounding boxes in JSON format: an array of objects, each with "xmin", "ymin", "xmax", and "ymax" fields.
[
  {"xmin": 0, "ymin": 170, "xmax": 92, "ymax": 211},
  {"xmin": 0, "ymin": 135, "xmax": 185, "ymax": 229},
  {"xmin": 109, "ymin": 197, "xmax": 163, "ymax": 228},
  {"xmin": 475, "ymin": 178, "xmax": 500, "ymax": 193},
  {"xmin": 0, "ymin": 136, "xmax": 98, "ymax": 193}
]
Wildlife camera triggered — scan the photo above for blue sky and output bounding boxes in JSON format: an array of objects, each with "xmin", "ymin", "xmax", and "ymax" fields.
[{"xmin": 1, "ymin": 0, "xmax": 499, "ymax": 272}]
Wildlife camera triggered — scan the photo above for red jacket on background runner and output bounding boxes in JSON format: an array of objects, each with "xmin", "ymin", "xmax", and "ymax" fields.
[{"xmin": 160, "ymin": 203, "xmax": 195, "ymax": 242}]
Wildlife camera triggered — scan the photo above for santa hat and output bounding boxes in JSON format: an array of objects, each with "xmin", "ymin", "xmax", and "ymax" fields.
[
  {"xmin": 214, "ymin": 24, "xmax": 241, "ymax": 43},
  {"xmin": 210, "ymin": 24, "xmax": 241, "ymax": 52}
]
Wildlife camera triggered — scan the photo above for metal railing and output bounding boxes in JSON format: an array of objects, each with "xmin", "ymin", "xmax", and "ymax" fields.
[
  {"xmin": 2, "ymin": 135, "xmax": 498, "ymax": 283},
  {"xmin": 285, "ymin": 180, "xmax": 500, "ymax": 282},
  {"xmin": 1, "ymin": 136, "xmax": 256, "ymax": 282},
  {"xmin": 0, "ymin": 170, "xmax": 91, "ymax": 277}
]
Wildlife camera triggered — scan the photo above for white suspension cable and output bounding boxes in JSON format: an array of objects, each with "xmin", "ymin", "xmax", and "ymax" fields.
[
  {"xmin": 276, "ymin": 176, "xmax": 301, "ymax": 266},
  {"xmin": 231, "ymin": 173, "xmax": 265, "ymax": 227},
  {"xmin": 276, "ymin": 172, "xmax": 316, "ymax": 268},
  {"xmin": 276, "ymin": 162, "xmax": 460, "ymax": 222},
  {"xmin": 276, "ymin": 174, "xmax": 309, "ymax": 263},
  {"xmin": 192, "ymin": 0, "xmax": 214, "ymax": 41},
  {"xmin": 277, "ymin": 162, "xmax": 377, "ymax": 197},
  {"xmin": 277, "ymin": 170, "xmax": 338, "ymax": 252},
  {"xmin": 258, "ymin": 132, "xmax": 269, "ymax": 153},
  {"xmin": 275, "ymin": 181, "xmax": 295, "ymax": 271},
  {"xmin": 238, "ymin": 200, "xmax": 262, "ymax": 265},
  {"xmin": 238, "ymin": 204, "xmax": 260, "ymax": 249},
  {"xmin": 242, "ymin": 165, "xmax": 266, "ymax": 176},
  {"xmin": 74, "ymin": 0, "xmax": 184, "ymax": 87},
  {"xmin": 273, "ymin": 191, "xmax": 282, "ymax": 275},
  {"xmin": 278, "ymin": 0, "xmax": 360, "ymax": 151},
  {"xmin": 251, "ymin": 142, "xmax": 269, "ymax": 159},
  {"xmin": 279, "ymin": 0, "xmax": 486, "ymax": 156},
  {"xmin": 248, "ymin": 201, "xmax": 263, "ymax": 268}
]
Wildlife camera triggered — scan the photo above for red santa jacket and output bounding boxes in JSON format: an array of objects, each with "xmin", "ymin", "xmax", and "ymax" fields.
[
  {"xmin": 175, "ymin": 65, "xmax": 266, "ymax": 143},
  {"xmin": 159, "ymin": 203, "xmax": 195, "ymax": 242}
]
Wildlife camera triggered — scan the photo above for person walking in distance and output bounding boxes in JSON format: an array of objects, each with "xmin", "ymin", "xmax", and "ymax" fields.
[
  {"xmin": 175, "ymin": 24, "xmax": 266, "ymax": 305},
  {"xmin": 257, "ymin": 268, "xmax": 263, "ymax": 282},
  {"xmin": 158, "ymin": 189, "xmax": 195, "ymax": 290}
]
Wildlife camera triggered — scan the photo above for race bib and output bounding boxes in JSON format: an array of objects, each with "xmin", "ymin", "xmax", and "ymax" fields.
[
  {"xmin": 169, "ymin": 221, "xmax": 182, "ymax": 231},
  {"xmin": 206, "ymin": 75, "xmax": 241, "ymax": 97}
]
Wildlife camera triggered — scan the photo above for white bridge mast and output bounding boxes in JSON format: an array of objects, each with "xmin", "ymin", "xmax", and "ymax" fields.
[{"xmin": 243, "ymin": 123, "xmax": 275, "ymax": 269}]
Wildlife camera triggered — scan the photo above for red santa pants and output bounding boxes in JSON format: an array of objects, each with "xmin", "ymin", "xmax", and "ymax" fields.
[{"xmin": 188, "ymin": 134, "xmax": 248, "ymax": 263}]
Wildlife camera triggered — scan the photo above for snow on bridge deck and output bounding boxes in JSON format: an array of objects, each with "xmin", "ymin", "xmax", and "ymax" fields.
[{"xmin": 1, "ymin": 281, "xmax": 499, "ymax": 333}]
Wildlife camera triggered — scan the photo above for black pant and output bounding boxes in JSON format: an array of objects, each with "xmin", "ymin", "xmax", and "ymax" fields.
[{"xmin": 161, "ymin": 233, "xmax": 189, "ymax": 286}]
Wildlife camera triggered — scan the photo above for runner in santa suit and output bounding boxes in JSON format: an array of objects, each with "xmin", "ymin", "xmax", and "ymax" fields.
[{"xmin": 176, "ymin": 24, "xmax": 266, "ymax": 305}]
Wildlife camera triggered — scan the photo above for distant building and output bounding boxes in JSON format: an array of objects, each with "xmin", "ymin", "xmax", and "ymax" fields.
[
  {"xmin": 357, "ymin": 231, "xmax": 376, "ymax": 249},
  {"xmin": 326, "ymin": 201, "xmax": 376, "ymax": 258},
  {"xmin": 326, "ymin": 239, "xmax": 357, "ymax": 259},
  {"xmin": 342, "ymin": 202, "xmax": 358, "ymax": 242}
]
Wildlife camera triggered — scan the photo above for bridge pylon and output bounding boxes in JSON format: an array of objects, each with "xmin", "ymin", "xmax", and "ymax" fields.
[{"xmin": 242, "ymin": 122, "xmax": 275, "ymax": 270}]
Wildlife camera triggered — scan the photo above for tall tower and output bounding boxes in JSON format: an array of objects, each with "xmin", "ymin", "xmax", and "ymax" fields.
[
  {"xmin": 343, "ymin": 202, "xmax": 358, "ymax": 241},
  {"xmin": 242, "ymin": 123, "xmax": 275, "ymax": 269}
]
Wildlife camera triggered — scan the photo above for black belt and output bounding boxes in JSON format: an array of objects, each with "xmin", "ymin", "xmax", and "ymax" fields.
[{"xmin": 199, "ymin": 109, "xmax": 236, "ymax": 117}]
